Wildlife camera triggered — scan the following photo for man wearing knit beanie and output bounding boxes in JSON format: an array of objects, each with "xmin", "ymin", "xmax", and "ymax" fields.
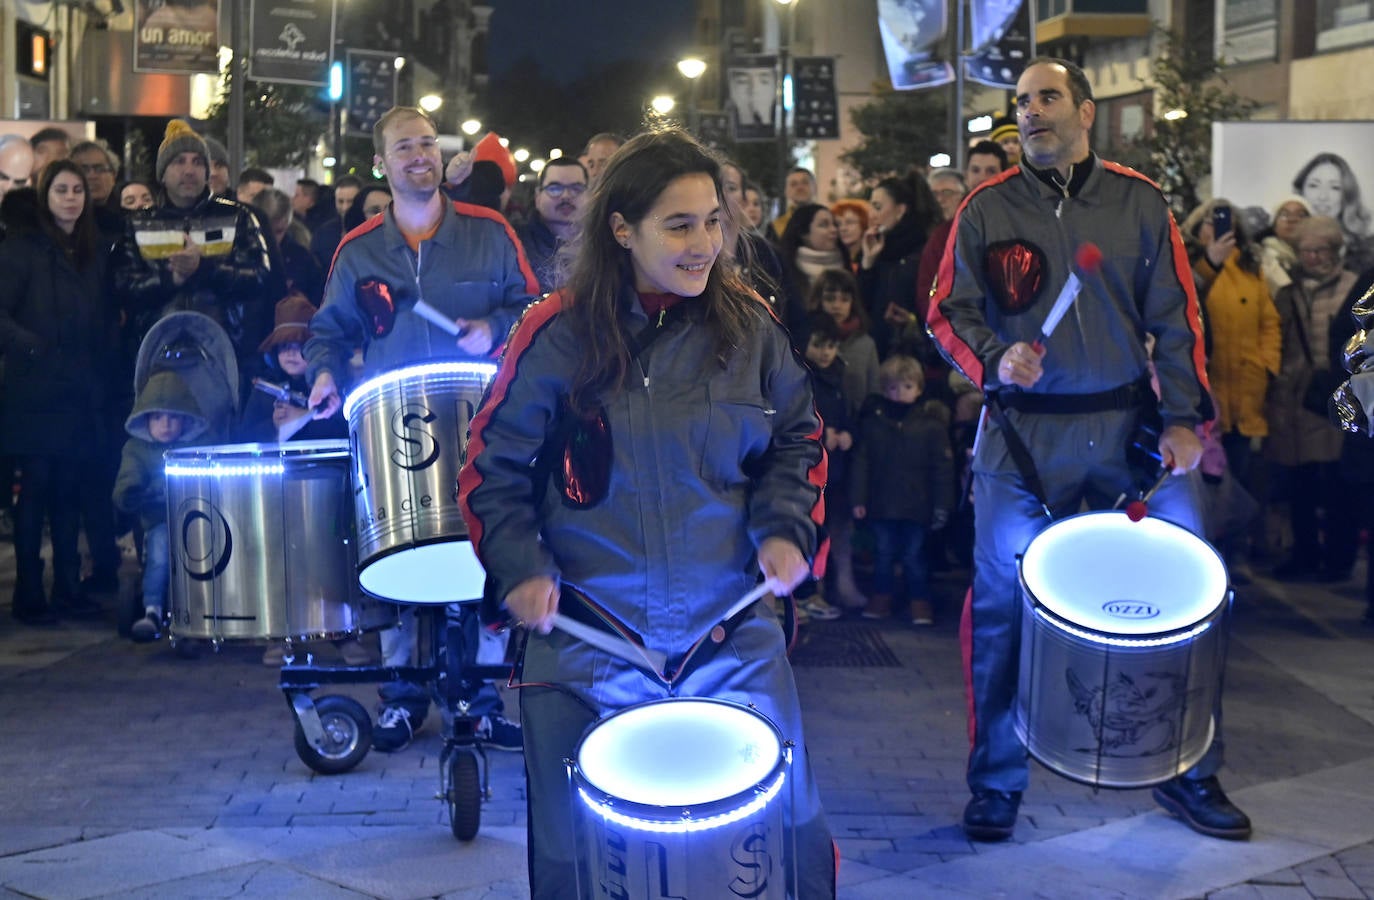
[
  {"xmin": 111, "ymin": 118, "xmax": 274, "ymax": 390},
  {"xmin": 989, "ymin": 120, "xmax": 1021, "ymax": 165},
  {"xmin": 201, "ymin": 134, "xmax": 231, "ymax": 198}
]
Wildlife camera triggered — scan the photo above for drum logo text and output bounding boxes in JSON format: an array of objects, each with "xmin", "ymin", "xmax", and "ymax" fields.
[
  {"xmin": 390, "ymin": 404, "xmax": 440, "ymax": 471},
  {"xmin": 176, "ymin": 497, "xmax": 233, "ymax": 581},
  {"xmin": 728, "ymin": 823, "xmax": 773, "ymax": 897},
  {"xmin": 1102, "ymin": 601, "xmax": 1159, "ymax": 619}
]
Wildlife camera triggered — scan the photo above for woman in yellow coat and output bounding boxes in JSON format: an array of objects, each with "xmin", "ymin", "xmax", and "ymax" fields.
[{"xmin": 1182, "ymin": 199, "xmax": 1281, "ymax": 566}]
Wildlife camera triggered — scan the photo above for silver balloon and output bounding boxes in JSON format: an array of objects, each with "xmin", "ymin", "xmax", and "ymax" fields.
[
  {"xmin": 1343, "ymin": 329, "xmax": 1373, "ymax": 374},
  {"xmin": 1353, "ymin": 283, "xmax": 1374, "ymax": 329}
]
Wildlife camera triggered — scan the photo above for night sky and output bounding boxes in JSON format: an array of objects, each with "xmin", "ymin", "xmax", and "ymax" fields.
[{"xmin": 487, "ymin": 0, "xmax": 698, "ymax": 78}]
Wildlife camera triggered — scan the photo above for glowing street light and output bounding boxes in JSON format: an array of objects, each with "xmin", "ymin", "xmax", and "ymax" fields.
[
  {"xmin": 677, "ymin": 57, "xmax": 706, "ymax": 80},
  {"xmin": 549, "ymin": 148, "xmax": 563, "ymax": 159},
  {"xmin": 513, "ymin": 148, "xmax": 530, "ymax": 163},
  {"xmin": 461, "ymin": 118, "xmax": 482, "ymax": 136},
  {"xmin": 418, "ymin": 94, "xmax": 443, "ymax": 113},
  {"xmin": 530, "ymin": 158, "xmax": 547, "ymax": 174},
  {"xmin": 650, "ymin": 94, "xmax": 676, "ymax": 116},
  {"xmin": 1163, "ymin": 108, "xmax": 1188, "ymax": 121}
]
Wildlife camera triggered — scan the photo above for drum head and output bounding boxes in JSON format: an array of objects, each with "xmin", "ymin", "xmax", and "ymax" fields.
[
  {"xmin": 576, "ymin": 699, "xmax": 782, "ymax": 807},
  {"xmin": 358, "ymin": 542, "xmax": 486, "ymax": 604},
  {"xmin": 1020, "ymin": 511, "xmax": 1227, "ymax": 636}
]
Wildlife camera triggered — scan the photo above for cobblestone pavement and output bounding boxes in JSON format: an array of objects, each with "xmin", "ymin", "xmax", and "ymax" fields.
[{"xmin": 0, "ymin": 532, "xmax": 1372, "ymax": 898}]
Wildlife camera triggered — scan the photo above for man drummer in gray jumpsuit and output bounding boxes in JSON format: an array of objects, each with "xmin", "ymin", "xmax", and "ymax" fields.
[
  {"xmin": 305, "ymin": 106, "xmax": 538, "ymax": 750},
  {"xmin": 928, "ymin": 57, "xmax": 1252, "ymax": 842}
]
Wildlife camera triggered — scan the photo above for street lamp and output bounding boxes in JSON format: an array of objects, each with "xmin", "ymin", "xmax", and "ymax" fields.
[
  {"xmin": 676, "ymin": 56, "xmax": 706, "ymax": 133},
  {"xmin": 461, "ymin": 118, "xmax": 482, "ymax": 136},
  {"xmin": 418, "ymin": 94, "xmax": 443, "ymax": 113},
  {"xmin": 650, "ymin": 94, "xmax": 676, "ymax": 116},
  {"xmin": 513, "ymin": 148, "xmax": 530, "ymax": 163}
]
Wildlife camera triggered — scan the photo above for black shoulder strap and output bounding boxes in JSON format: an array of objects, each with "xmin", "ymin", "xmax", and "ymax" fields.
[{"xmin": 985, "ymin": 390, "xmax": 1053, "ymax": 519}]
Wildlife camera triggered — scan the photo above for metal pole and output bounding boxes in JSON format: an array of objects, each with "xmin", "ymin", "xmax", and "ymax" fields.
[
  {"xmin": 228, "ymin": 0, "xmax": 246, "ymax": 176},
  {"xmin": 776, "ymin": 4, "xmax": 791, "ymax": 196},
  {"xmin": 953, "ymin": 0, "xmax": 966, "ymax": 174}
]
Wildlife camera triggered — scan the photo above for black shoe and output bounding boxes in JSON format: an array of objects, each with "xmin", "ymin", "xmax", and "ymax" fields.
[
  {"xmin": 12, "ymin": 605, "xmax": 59, "ymax": 626},
  {"xmin": 373, "ymin": 705, "xmax": 417, "ymax": 753},
  {"xmin": 1152, "ymin": 775, "xmax": 1252, "ymax": 840},
  {"xmin": 80, "ymin": 572, "xmax": 120, "ymax": 595},
  {"xmin": 53, "ymin": 593, "xmax": 103, "ymax": 620},
  {"xmin": 477, "ymin": 714, "xmax": 524, "ymax": 752},
  {"xmin": 962, "ymin": 790, "xmax": 1021, "ymax": 841},
  {"xmin": 130, "ymin": 613, "xmax": 162, "ymax": 643}
]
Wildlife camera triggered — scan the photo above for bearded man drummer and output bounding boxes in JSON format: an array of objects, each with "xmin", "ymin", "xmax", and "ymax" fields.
[
  {"xmin": 305, "ymin": 106, "xmax": 539, "ymax": 751},
  {"xmin": 928, "ymin": 57, "xmax": 1251, "ymax": 842}
]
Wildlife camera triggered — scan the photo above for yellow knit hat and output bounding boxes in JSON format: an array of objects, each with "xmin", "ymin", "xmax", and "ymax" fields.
[{"xmin": 156, "ymin": 119, "xmax": 210, "ymax": 184}]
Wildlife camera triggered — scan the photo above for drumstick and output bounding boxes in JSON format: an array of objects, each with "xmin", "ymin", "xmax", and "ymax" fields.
[
  {"xmin": 551, "ymin": 613, "xmax": 669, "ymax": 673},
  {"xmin": 412, "ymin": 299, "xmax": 469, "ymax": 337},
  {"xmin": 1031, "ymin": 243, "xmax": 1103, "ymax": 355},
  {"xmin": 1124, "ymin": 469, "xmax": 1172, "ymax": 522}
]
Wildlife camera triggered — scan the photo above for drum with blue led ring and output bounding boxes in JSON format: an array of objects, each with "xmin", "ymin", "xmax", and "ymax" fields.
[
  {"xmin": 164, "ymin": 440, "xmax": 395, "ymax": 641},
  {"xmin": 570, "ymin": 698, "xmax": 791, "ymax": 899},
  {"xmin": 344, "ymin": 361, "xmax": 497, "ymax": 604},
  {"xmin": 1014, "ymin": 510, "xmax": 1231, "ymax": 788}
]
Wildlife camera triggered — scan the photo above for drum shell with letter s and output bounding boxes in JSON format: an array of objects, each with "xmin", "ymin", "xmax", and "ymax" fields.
[
  {"xmin": 570, "ymin": 698, "xmax": 791, "ymax": 900},
  {"xmin": 344, "ymin": 361, "xmax": 496, "ymax": 605},
  {"xmin": 165, "ymin": 441, "xmax": 394, "ymax": 641},
  {"xmin": 1015, "ymin": 511, "xmax": 1231, "ymax": 788}
]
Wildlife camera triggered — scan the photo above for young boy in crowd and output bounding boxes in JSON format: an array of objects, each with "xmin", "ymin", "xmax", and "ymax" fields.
[
  {"xmin": 241, "ymin": 294, "xmax": 346, "ymax": 444},
  {"xmin": 113, "ymin": 370, "xmax": 210, "ymax": 642},
  {"xmin": 851, "ymin": 355, "xmax": 956, "ymax": 625},
  {"xmin": 801, "ymin": 314, "xmax": 863, "ymax": 616}
]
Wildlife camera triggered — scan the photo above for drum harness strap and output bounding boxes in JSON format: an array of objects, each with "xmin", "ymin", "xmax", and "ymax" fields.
[{"xmin": 985, "ymin": 375, "xmax": 1154, "ymax": 519}]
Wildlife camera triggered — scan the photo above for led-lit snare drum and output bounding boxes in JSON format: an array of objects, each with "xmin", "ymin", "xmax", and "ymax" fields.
[
  {"xmin": 571, "ymin": 699, "xmax": 792, "ymax": 900},
  {"xmin": 1015, "ymin": 511, "xmax": 1231, "ymax": 788},
  {"xmin": 343, "ymin": 361, "xmax": 497, "ymax": 604},
  {"xmin": 165, "ymin": 441, "xmax": 393, "ymax": 642}
]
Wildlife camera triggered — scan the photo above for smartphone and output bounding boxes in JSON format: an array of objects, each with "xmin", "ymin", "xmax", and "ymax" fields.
[{"xmin": 1212, "ymin": 205, "xmax": 1232, "ymax": 238}]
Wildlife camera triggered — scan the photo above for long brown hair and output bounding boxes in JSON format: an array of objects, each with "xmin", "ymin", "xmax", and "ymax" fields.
[
  {"xmin": 562, "ymin": 128, "xmax": 756, "ymax": 415},
  {"xmin": 37, "ymin": 159, "xmax": 98, "ymax": 269}
]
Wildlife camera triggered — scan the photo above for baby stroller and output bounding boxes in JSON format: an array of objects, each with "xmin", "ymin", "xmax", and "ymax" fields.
[{"xmin": 116, "ymin": 312, "xmax": 240, "ymax": 637}]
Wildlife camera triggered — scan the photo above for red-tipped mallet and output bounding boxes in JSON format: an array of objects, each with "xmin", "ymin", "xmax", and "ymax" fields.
[
  {"xmin": 1124, "ymin": 468, "xmax": 1172, "ymax": 522},
  {"xmin": 1031, "ymin": 243, "xmax": 1104, "ymax": 355}
]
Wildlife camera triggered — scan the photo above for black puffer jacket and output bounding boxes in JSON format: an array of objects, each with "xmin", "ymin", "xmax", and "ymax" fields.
[
  {"xmin": 850, "ymin": 397, "xmax": 955, "ymax": 524},
  {"xmin": 111, "ymin": 188, "xmax": 273, "ymax": 367},
  {"xmin": 0, "ymin": 211, "xmax": 118, "ymax": 457}
]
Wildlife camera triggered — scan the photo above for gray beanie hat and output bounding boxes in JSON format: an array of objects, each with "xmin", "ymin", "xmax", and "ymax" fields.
[
  {"xmin": 156, "ymin": 119, "xmax": 210, "ymax": 184},
  {"xmin": 201, "ymin": 134, "xmax": 229, "ymax": 170}
]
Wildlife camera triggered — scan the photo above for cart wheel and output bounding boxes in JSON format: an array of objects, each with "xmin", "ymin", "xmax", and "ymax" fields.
[
  {"xmin": 447, "ymin": 750, "xmax": 482, "ymax": 841},
  {"xmin": 294, "ymin": 694, "xmax": 372, "ymax": 775}
]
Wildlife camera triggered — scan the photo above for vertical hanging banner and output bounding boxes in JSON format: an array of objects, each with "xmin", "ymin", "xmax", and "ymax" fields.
[
  {"xmin": 877, "ymin": 0, "xmax": 953, "ymax": 90},
  {"xmin": 727, "ymin": 55, "xmax": 779, "ymax": 142},
  {"xmin": 792, "ymin": 57, "xmax": 839, "ymax": 139},
  {"xmin": 965, "ymin": 0, "xmax": 1034, "ymax": 89},
  {"xmin": 345, "ymin": 50, "xmax": 398, "ymax": 138},
  {"xmin": 250, "ymin": 0, "xmax": 337, "ymax": 86},
  {"xmin": 133, "ymin": 0, "xmax": 221, "ymax": 74}
]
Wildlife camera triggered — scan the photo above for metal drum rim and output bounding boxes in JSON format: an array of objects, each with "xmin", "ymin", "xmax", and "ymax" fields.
[
  {"xmin": 343, "ymin": 360, "xmax": 499, "ymax": 421},
  {"xmin": 570, "ymin": 698, "xmax": 788, "ymax": 826}
]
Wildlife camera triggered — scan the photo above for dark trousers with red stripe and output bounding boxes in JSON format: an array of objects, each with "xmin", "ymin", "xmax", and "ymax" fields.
[{"xmin": 964, "ymin": 429, "xmax": 1222, "ymax": 794}]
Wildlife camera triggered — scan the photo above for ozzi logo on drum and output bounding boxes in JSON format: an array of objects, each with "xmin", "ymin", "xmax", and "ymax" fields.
[{"xmin": 1102, "ymin": 600, "xmax": 1159, "ymax": 619}]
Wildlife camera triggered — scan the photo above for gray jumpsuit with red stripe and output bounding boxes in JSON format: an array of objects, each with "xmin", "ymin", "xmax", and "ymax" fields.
[
  {"xmin": 927, "ymin": 155, "xmax": 1219, "ymax": 795},
  {"xmin": 459, "ymin": 286, "xmax": 835, "ymax": 898}
]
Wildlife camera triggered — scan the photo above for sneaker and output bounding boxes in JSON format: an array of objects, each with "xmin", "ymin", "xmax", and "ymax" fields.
[
  {"xmin": 1152, "ymin": 775, "xmax": 1251, "ymax": 840},
  {"xmin": 373, "ymin": 705, "xmax": 416, "ymax": 753},
  {"xmin": 910, "ymin": 599, "xmax": 935, "ymax": 626},
  {"xmin": 962, "ymin": 789, "xmax": 1021, "ymax": 842},
  {"xmin": 477, "ymin": 714, "xmax": 524, "ymax": 752},
  {"xmin": 130, "ymin": 612, "xmax": 161, "ymax": 643},
  {"xmin": 798, "ymin": 595, "xmax": 841, "ymax": 621}
]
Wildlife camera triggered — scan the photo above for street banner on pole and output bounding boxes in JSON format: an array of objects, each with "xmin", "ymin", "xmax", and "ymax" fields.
[
  {"xmin": 965, "ymin": 0, "xmax": 1033, "ymax": 88},
  {"xmin": 345, "ymin": 50, "xmax": 398, "ymax": 137},
  {"xmin": 726, "ymin": 54, "xmax": 779, "ymax": 142},
  {"xmin": 133, "ymin": 0, "xmax": 220, "ymax": 74},
  {"xmin": 249, "ymin": 0, "xmax": 337, "ymax": 85},
  {"xmin": 792, "ymin": 57, "xmax": 839, "ymax": 139},
  {"xmin": 877, "ymin": 0, "xmax": 953, "ymax": 90}
]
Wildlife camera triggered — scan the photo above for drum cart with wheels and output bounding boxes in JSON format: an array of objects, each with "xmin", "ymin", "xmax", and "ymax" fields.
[{"xmin": 278, "ymin": 602, "xmax": 514, "ymax": 841}]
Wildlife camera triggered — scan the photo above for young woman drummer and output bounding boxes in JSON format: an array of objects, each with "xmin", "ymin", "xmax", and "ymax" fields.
[{"xmin": 458, "ymin": 129, "xmax": 836, "ymax": 898}]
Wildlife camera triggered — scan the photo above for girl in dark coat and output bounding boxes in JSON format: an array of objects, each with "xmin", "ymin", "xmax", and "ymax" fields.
[{"xmin": 0, "ymin": 162, "xmax": 118, "ymax": 624}]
